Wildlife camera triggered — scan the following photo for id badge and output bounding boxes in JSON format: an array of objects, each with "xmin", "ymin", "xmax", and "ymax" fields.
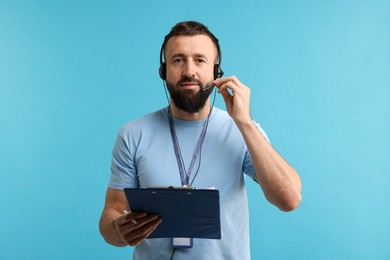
[{"xmin": 171, "ymin": 237, "xmax": 193, "ymax": 248}]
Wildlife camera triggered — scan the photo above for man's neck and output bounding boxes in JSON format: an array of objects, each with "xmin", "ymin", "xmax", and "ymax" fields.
[{"xmin": 169, "ymin": 101, "xmax": 212, "ymax": 121}]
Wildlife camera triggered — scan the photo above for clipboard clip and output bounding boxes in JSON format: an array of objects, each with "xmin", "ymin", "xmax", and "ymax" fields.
[{"xmin": 147, "ymin": 186, "xmax": 196, "ymax": 190}]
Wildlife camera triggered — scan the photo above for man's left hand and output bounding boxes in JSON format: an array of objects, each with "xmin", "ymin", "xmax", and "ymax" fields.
[{"xmin": 213, "ymin": 76, "xmax": 252, "ymax": 125}]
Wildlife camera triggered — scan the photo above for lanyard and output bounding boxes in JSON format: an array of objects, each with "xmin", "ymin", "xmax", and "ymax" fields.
[{"xmin": 168, "ymin": 107, "xmax": 212, "ymax": 186}]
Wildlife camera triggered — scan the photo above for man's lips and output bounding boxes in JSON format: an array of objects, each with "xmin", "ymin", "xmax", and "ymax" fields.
[{"xmin": 179, "ymin": 82, "xmax": 200, "ymax": 89}]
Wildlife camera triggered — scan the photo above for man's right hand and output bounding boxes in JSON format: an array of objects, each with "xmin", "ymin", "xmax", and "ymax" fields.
[
  {"xmin": 113, "ymin": 211, "xmax": 162, "ymax": 246},
  {"xmin": 100, "ymin": 188, "xmax": 163, "ymax": 247}
]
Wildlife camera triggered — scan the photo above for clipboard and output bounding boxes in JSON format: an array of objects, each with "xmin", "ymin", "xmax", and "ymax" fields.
[{"xmin": 124, "ymin": 188, "xmax": 221, "ymax": 239}]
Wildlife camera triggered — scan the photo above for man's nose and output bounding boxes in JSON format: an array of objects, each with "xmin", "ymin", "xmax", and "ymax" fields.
[{"xmin": 182, "ymin": 61, "xmax": 196, "ymax": 78}]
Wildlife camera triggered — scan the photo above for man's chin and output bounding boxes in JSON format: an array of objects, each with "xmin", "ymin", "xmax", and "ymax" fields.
[
  {"xmin": 171, "ymin": 96, "xmax": 207, "ymax": 113},
  {"xmin": 167, "ymin": 81, "xmax": 212, "ymax": 113},
  {"xmin": 181, "ymin": 88, "xmax": 200, "ymax": 95}
]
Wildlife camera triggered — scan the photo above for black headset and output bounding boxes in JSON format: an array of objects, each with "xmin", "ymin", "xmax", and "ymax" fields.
[{"xmin": 158, "ymin": 35, "xmax": 224, "ymax": 81}]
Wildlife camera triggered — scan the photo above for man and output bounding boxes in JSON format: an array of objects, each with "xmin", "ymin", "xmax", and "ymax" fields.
[{"xmin": 99, "ymin": 21, "xmax": 302, "ymax": 259}]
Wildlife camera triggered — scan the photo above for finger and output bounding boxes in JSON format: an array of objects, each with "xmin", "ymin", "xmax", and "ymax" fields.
[
  {"xmin": 125, "ymin": 211, "xmax": 149, "ymax": 222},
  {"xmin": 127, "ymin": 218, "xmax": 162, "ymax": 246},
  {"xmin": 116, "ymin": 211, "xmax": 148, "ymax": 226},
  {"xmin": 217, "ymin": 81, "xmax": 237, "ymax": 96},
  {"xmin": 125, "ymin": 217, "xmax": 163, "ymax": 246},
  {"xmin": 129, "ymin": 226, "xmax": 158, "ymax": 246},
  {"xmin": 220, "ymin": 88, "xmax": 232, "ymax": 103},
  {"xmin": 132, "ymin": 213, "xmax": 159, "ymax": 227},
  {"xmin": 116, "ymin": 215, "xmax": 161, "ymax": 245},
  {"xmin": 213, "ymin": 76, "xmax": 240, "ymax": 86},
  {"xmin": 123, "ymin": 210, "xmax": 141, "ymax": 225},
  {"xmin": 117, "ymin": 213, "xmax": 160, "ymax": 234}
]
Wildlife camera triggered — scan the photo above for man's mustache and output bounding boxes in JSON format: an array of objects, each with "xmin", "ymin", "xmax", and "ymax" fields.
[{"xmin": 177, "ymin": 76, "xmax": 203, "ymax": 87}]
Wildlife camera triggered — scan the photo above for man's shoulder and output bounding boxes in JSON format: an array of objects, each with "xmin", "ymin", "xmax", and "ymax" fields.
[
  {"xmin": 118, "ymin": 108, "xmax": 168, "ymax": 136},
  {"xmin": 212, "ymin": 107, "xmax": 231, "ymax": 120}
]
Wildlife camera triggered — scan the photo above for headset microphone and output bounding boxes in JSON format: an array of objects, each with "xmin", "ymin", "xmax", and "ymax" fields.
[{"xmin": 201, "ymin": 85, "xmax": 215, "ymax": 92}]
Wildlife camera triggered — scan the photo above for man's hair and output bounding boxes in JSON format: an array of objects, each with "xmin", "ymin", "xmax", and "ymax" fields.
[{"xmin": 162, "ymin": 21, "xmax": 220, "ymax": 52}]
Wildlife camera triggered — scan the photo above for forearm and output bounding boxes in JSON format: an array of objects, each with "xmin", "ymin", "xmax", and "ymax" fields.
[
  {"xmin": 237, "ymin": 120, "xmax": 302, "ymax": 211},
  {"xmin": 99, "ymin": 208, "xmax": 127, "ymax": 247}
]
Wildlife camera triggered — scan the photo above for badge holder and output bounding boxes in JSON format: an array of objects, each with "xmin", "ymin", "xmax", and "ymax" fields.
[{"xmin": 172, "ymin": 237, "xmax": 193, "ymax": 248}]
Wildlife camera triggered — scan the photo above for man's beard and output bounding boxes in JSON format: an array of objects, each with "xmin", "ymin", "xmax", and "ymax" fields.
[{"xmin": 166, "ymin": 76, "xmax": 213, "ymax": 113}]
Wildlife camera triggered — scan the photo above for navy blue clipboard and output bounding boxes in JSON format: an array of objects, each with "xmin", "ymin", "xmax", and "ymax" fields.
[{"xmin": 124, "ymin": 188, "xmax": 221, "ymax": 239}]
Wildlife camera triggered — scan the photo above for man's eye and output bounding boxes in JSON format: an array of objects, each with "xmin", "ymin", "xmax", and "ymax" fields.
[
  {"xmin": 173, "ymin": 59, "xmax": 183, "ymax": 63},
  {"xmin": 197, "ymin": 59, "xmax": 206, "ymax": 63}
]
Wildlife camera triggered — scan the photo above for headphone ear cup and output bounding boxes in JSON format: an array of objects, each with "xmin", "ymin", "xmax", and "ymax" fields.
[
  {"xmin": 159, "ymin": 63, "xmax": 166, "ymax": 80},
  {"xmin": 214, "ymin": 64, "xmax": 224, "ymax": 79}
]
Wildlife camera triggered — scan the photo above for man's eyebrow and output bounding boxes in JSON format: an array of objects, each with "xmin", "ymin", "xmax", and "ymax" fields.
[
  {"xmin": 170, "ymin": 53, "xmax": 185, "ymax": 60},
  {"xmin": 193, "ymin": 53, "xmax": 208, "ymax": 60},
  {"xmin": 169, "ymin": 53, "xmax": 209, "ymax": 60}
]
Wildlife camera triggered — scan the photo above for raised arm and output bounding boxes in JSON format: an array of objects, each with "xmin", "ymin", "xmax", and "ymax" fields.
[{"xmin": 214, "ymin": 76, "xmax": 302, "ymax": 212}]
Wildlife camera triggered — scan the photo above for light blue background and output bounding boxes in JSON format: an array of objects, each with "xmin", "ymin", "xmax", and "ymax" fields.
[{"xmin": 1, "ymin": 0, "xmax": 389, "ymax": 259}]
